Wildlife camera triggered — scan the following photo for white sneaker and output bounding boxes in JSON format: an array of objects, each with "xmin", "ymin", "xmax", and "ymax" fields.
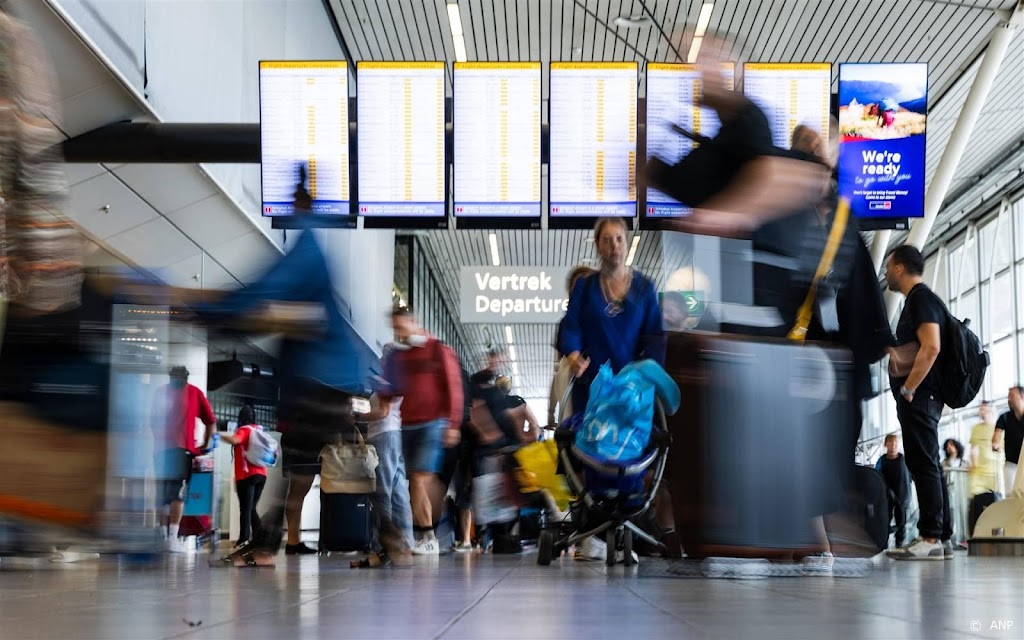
[
  {"xmin": 454, "ymin": 542, "xmax": 473, "ymax": 553},
  {"xmin": 801, "ymin": 551, "xmax": 834, "ymax": 574},
  {"xmin": 412, "ymin": 537, "xmax": 439, "ymax": 556},
  {"xmin": 886, "ymin": 538, "xmax": 944, "ymax": 561},
  {"xmin": 166, "ymin": 537, "xmax": 188, "ymax": 554},
  {"xmin": 573, "ymin": 536, "xmax": 606, "ymax": 562}
]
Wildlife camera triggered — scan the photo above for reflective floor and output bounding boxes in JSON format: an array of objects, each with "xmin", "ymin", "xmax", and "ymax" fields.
[{"xmin": 1, "ymin": 549, "xmax": 1021, "ymax": 640}]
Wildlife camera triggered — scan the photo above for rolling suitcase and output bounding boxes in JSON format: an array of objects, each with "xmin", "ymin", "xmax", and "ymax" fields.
[
  {"xmin": 319, "ymin": 492, "xmax": 372, "ymax": 553},
  {"xmin": 665, "ymin": 331, "xmax": 856, "ymax": 559}
]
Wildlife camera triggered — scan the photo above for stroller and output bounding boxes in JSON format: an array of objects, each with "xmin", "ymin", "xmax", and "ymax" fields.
[{"xmin": 537, "ymin": 367, "xmax": 676, "ymax": 567}]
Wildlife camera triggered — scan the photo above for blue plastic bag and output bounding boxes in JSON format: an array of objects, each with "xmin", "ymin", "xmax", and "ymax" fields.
[{"xmin": 575, "ymin": 363, "xmax": 656, "ymax": 463}]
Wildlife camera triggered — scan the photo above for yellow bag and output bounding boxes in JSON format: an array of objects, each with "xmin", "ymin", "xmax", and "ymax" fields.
[{"xmin": 513, "ymin": 440, "xmax": 573, "ymax": 511}]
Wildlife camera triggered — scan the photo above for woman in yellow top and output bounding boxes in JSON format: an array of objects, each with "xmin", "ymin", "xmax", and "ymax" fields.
[{"xmin": 969, "ymin": 402, "xmax": 1005, "ymax": 496}]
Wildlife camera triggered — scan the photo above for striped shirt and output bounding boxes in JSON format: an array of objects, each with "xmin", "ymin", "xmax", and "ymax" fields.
[{"xmin": 0, "ymin": 12, "xmax": 82, "ymax": 313}]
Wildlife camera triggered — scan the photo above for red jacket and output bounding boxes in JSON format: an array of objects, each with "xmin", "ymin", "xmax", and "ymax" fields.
[{"xmin": 383, "ymin": 338, "xmax": 463, "ymax": 430}]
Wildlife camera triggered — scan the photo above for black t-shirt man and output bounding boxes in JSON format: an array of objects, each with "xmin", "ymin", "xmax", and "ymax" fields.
[
  {"xmin": 995, "ymin": 409, "xmax": 1024, "ymax": 466},
  {"xmin": 890, "ymin": 283, "xmax": 946, "ymax": 399}
]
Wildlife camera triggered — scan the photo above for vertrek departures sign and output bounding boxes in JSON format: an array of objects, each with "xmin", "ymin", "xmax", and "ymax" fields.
[{"xmin": 460, "ymin": 266, "xmax": 572, "ymax": 323}]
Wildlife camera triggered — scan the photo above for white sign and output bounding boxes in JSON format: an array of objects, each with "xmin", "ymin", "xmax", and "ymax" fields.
[{"xmin": 460, "ymin": 267, "xmax": 572, "ymax": 323}]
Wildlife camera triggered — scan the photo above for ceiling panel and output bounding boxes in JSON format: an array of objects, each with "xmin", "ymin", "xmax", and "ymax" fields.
[
  {"xmin": 65, "ymin": 172, "xmax": 160, "ymax": 240},
  {"xmin": 111, "ymin": 164, "xmax": 219, "ymax": 214},
  {"xmin": 105, "ymin": 217, "xmax": 199, "ymax": 269},
  {"xmin": 210, "ymin": 230, "xmax": 285, "ymax": 284},
  {"xmin": 163, "ymin": 194, "xmax": 259, "ymax": 252}
]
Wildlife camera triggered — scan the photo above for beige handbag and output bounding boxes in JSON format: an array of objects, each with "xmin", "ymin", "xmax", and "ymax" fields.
[{"xmin": 319, "ymin": 428, "xmax": 378, "ymax": 494}]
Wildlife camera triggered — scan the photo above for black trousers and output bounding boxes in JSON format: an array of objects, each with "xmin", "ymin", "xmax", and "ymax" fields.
[
  {"xmin": 887, "ymin": 496, "xmax": 908, "ymax": 548},
  {"xmin": 896, "ymin": 392, "xmax": 952, "ymax": 541},
  {"xmin": 236, "ymin": 475, "xmax": 266, "ymax": 544}
]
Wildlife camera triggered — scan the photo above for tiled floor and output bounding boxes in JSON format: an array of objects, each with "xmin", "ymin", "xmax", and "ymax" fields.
[{"xmin": 0, "ymin": 550, "xmax": 1021, "ymax": 640}]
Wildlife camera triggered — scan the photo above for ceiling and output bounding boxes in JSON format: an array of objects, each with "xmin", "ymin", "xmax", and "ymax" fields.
[
  {"xmin": 328, "ymin": 0, "xmax": 1024, "ymax": 400},
  {"xmin": 9, "ymin": 0, "xmax": 285, "ymax": 293}
]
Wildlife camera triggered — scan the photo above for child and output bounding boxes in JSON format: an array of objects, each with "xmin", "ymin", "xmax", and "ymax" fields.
[
  {"xmin": 875, "ymin": 434, "xmax": 912, "ymax": 548},
  {"xmin": 218, "ymin": 406, "xmax": 267, "ymax": 547}
]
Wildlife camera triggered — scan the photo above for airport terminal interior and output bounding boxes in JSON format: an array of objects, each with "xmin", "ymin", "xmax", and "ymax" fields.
[{"xmin": 0, "ymin": 0, "xmax": 1023, "ymax": 638}]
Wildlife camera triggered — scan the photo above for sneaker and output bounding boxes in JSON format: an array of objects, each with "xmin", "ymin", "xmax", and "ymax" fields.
[
  {"xmin": 284, "ymin": 543, "xmax": 317, "ymax": 555},
  {"xmin": 615, "ymin": 549, "xmax": 640, "ymax": 564},
  {"xmin": 573, "ymin": 536, "xmax": 606, "ymax": 562},
  {"xmin": 886, "ymin": 538, "xmax": 944, "ymax": 561},
  {"xmin": 801, "ymin": 551, "xmax": 835, "ymax": 574},
  {"xmin": 166, "ymin": 537, "xmax": 188, "ymax": 554},
  {"xmin": 412, "ymin": 537, "xmax": 439, "ymax": 556},
  {"xmin": 453, "ymin": 542, "xmax": 473, "ymax": 553},
  {"xmin": 942, "ymin": 540, "xmax": 955, "ymax": 560}
]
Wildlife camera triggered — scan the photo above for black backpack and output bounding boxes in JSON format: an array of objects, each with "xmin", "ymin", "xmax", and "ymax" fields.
[{"xmin": 940, "ymin": 314, "xmax": 989, "ymax": 409}]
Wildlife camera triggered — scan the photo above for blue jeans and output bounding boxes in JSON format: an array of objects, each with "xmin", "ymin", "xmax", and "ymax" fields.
[
  {"xmin": 402, "ymin": 419, "xmax": 447, "ymax": 474},
  {"xmin": 370, "ymin": 430, "xmax": 414, "ymax": 550}
]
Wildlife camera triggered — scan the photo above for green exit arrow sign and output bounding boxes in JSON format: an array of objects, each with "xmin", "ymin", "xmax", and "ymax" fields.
[{"xmin": 660, "ymin": 290, "xmax": 706, "ymax": 316}]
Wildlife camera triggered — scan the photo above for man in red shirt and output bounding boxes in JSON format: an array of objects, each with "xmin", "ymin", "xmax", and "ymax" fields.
[
  {"xmin": 151, "ymin": 366, "xmax": 216, "ymax": 553},
  {"xmin": 384, "ymin": 308, "xmax": 463, "ymax": 556}
]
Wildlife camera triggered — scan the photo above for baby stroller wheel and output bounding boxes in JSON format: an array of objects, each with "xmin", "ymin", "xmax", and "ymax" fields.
[
  {"xmin": 606, "ymin": 529, "xmax": 617, "ymax": 566},
  {"xmin": 623, "ymin": 530, "xmax": 634, "ymax": 567},
  {"xmin": 537, "ymin": 531, "xmax": 554, "ymax": 566}
]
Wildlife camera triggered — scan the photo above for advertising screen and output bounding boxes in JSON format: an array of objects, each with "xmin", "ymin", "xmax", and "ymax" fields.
[{"xmin": 838, "ymin": 63, "xmax": 928, "ymax": 219}]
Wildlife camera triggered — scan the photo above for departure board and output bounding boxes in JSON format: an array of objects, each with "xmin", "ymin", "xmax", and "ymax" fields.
[
  {"xmin": 259, "ymin": 61, "xmax": 349, "ymax": 216},
  {"xmin": 357, "ymin": 62, "xmax": 446, "ymax": 225},
  {"xmin": 645, "ymin": 63, "xmax": 735, "ymax": 219},
  {"xmin": 549, "ymin": 62, "xmax": 637, "ymax": 223},
  {"xmin": 453, "ymin": 63, "xmax": 542, "ymax": 228},
  {"xmin": 743, "ymin": 63, "xmax": 832, "ymax": 150}
]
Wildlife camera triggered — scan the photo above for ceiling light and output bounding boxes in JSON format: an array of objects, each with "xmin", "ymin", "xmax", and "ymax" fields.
[
  {"xmin": 447, "ymin": 2, "xmax": 468, "ymax": 62},
  {"xmin": 613, "ymin": 15, "xmax": 652, "ymax": 29},
  {"xmin": 625, "ymin": 234, "xmax": 641, "ymax": 266},
  {"xmin": 505, "ymin": 325, "xmax": 514, "ymax": 344},
  {"xmin": 694, "ymin": 3, "xmax": 714, "ymax": 38},
  {"xmin": 686, "ymin": 36, "xmax": 704, "ymax": 63},
  {"xmin": 511, "ymin": 361, "xmax": 520, "ymax": 377},
  {"xmin": 507, "ymin": 345, "xmax": 518, "ymax": 361},
  {"xmin": 489, "ymin": 233, "xmax": 500, "ymax": 266}
]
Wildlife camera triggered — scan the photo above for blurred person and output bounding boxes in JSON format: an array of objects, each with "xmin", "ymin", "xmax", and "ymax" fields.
[
  {"xmin": 993, "ymin": 385, "xmax": 1024, "ymax": 494},
  {"xmin": 217, "ymin": 406, "xmax": 266, "ymax": 548},
  {"xmin": 351, "ymin": 357, "xmax": 414, "ymax": 568},
  {"xmin": 942, "ymin": 439, "xmax": 968, "ymax": 470},
  {"xmin": 874, "ymin": 434, "xmax": 912, "ymax": 548},
  {"xmin": 384, "ymin": 307, "xmax": 463, "ymax": 556},
  {"xmin": 150, "ymin": 366, "xmax": 215, "ymax": 553},
  {"xmin": 970, "ymin": 401, "xmax": 1004, "ymax": 497},
  {"xmin": 559, "ymin": 218, "xmax": 664, "ymax": 412},
  {"xmin": 548, "ymin": 266, "xmax": 594, "ymax": 427},
  {"xmin": 884, "ymin": 245, "xmax": 952, "ymax": 560},
  {"xmin": 495, "ymin": 375, "xmax": 541, "ymax": 443}
]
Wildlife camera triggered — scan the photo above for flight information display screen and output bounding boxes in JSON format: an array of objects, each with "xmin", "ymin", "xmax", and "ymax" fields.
[
  {"xmin": 644, "ymin": 63, "xmax": 735, "ymax": 219},
  {"xmin": 742, "ymin": 63, "xmax": 832, "ymax": 150},
  {"xmin": 454, "ymin": 62, "xmax": 541, "ymax": 228},
  {"xmin": 357, "ymin": 62, "xmax": 446, "ymax": 227},
  {"xmin": 549, "ymin": 62, "xmax": 637, "ymax": 225},
  {"xmin": 259, "ymin": 61, "xmax": 350, "ymax": 217}
]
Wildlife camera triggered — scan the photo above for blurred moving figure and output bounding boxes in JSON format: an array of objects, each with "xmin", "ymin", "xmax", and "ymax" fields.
[
  {"xmin": 942, "ymin": 439, "xmax": 968, "ymax": 470},
  {"xmin": 548, "ymin": 267, "xmax": 594, "ymax": 427},
  {"xmin": 150, "ymin": 366, "xmax": 215, "ymax": 553},
  {"xmin": 494, "ymin": 375, "xmax": 541, "ymax": 444},
  {"xmin": 875, "ymin": 434, "xmax": 912, "ymax": 549},
  {"xmin": 970, "ymin": 401, "xmax": 1004, "ymax": 497},
  {"xmin": 384, "ymin": 308, "xmax": 463, "ymax": 556}
]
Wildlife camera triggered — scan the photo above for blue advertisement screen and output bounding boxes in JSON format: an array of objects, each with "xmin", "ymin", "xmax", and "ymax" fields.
[{"xmin": 838, "ymin": 63, "xmax": 928, "ymax": 219}]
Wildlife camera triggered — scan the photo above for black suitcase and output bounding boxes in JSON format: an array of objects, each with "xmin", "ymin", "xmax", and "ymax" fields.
[
  {"xmin": 319, "ymin": 492, "xmax": 372, "ymax": 553},
  {"xmin": 828, "ymin": 466, "xmax": 889, "ymax": 554},
  {"xmin": 665, "ymin": 331, "xmax": 856, "ymax": 559},
  {"xmin": 968, "ymin": 491, "xmax": 1000, "ymax": 538}
]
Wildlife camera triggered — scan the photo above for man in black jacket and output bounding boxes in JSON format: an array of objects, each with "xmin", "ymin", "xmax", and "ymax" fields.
[{"xmin": 875, "ymin": 434, "xmax": 913, "ymax": 548}]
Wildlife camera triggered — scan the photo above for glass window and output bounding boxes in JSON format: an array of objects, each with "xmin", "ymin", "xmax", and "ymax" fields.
[
  {"xmin": 1016, "ymin": 199, "xmax": 1024, "ymax": 262},
  {"xmin": 948, "ymin": 245, "xmax": 963, "ymax": 299},
  {"xmin": 987, "ymin": 271, "xmax": 1014, "ymax": 342},
  {"xmin": 961, "ymin": 237, "xmax": 978, "ymax": 290},
  {"xmin": 988, "ymin": 338, "xmax": 1016, "ymax": 401},
  {"xmin": 980, "ymin": 219, "xmax": 996, "ymax": 281},
  {"xmin": 960, "ymin": 288, "xmax": 981, "ymax": 343}
]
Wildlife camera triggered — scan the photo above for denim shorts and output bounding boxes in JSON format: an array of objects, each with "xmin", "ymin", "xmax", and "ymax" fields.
[{"xmin": 402, "ymin": 420, "xmax": 447, "ymax": 474}]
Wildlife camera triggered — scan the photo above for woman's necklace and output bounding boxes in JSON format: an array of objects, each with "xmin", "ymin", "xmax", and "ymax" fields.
[{"xmin": 600, "ymin": 269, "xmax": 632, "ymax": 318}]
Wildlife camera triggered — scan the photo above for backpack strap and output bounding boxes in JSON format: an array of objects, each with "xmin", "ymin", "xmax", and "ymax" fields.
[{"xmin": 787, "ymin": 197, "xmax": 851, "ymax": 343}]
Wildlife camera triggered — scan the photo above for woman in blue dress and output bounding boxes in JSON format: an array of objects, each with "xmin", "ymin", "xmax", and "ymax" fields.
[{"xmin": 559, "ymin": 218, "xmax": 665, "ymax": 412}]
